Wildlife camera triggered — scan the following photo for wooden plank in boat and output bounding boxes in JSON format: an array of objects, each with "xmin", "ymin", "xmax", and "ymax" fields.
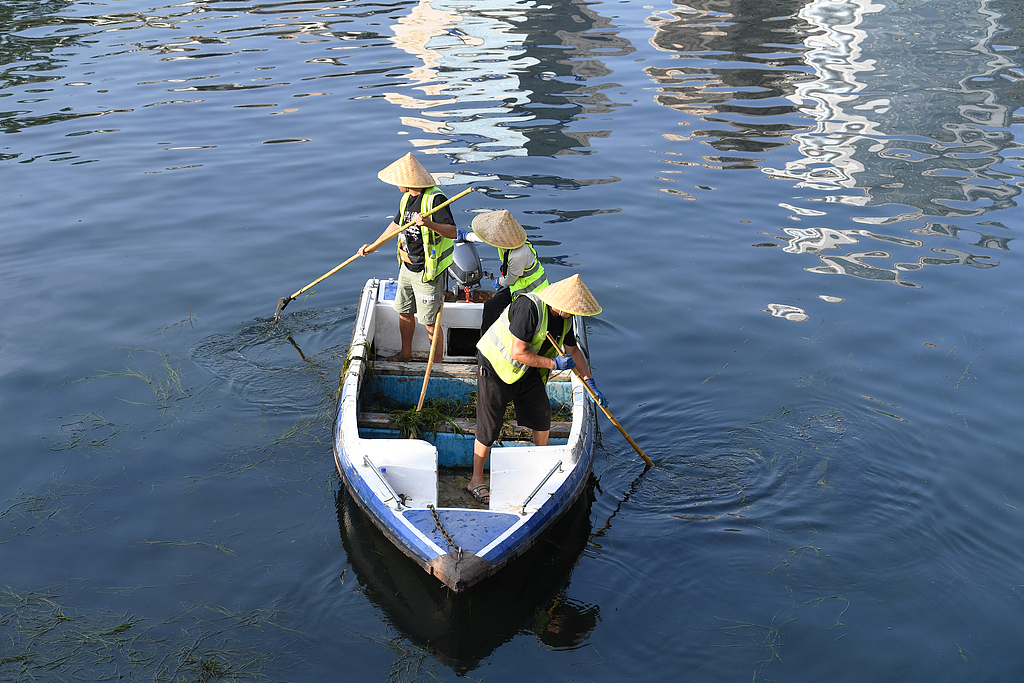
[
  {"xmin": 372, "ymin": 360, "xmax": 572, "ymax": 382},
  {"xmin": 357, "ymin": 412, "xmax": 572, "ymax": 438}
]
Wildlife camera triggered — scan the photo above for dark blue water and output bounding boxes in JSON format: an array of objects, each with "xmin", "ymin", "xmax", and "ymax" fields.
[{"xmin": 3, "ymin": 0, "xmax": 1023, "ymax": 680}]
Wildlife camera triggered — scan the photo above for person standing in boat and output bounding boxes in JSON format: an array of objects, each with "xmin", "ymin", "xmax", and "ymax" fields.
[
  {"xmin": 359, "ymin": 153, "xmax": 457, "ymax": 363},
  {"xmin": 467, "ymin": 274, "xmax": 608, "ymax": 506},
  {"xmin": 456, "ymin": 209, "xmax": 548, "ymax": 334}
]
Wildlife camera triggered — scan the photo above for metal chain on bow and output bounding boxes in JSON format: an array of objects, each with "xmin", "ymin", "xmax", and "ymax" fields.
[{"xmin": 427, "ymin": 504, "xmax": 462, "ymax": 558}]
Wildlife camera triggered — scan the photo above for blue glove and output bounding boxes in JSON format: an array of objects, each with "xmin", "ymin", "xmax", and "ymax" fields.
[
  {"xmin": 492, "ymin": 278, "xmax": 501, "ymax": 291},
  {"xmin": 553, "ymin": 354, "xmax": 576, "ymax": 371},
  {"xmin": 456, "ymin": 229, "xmax": 469, "ymax": 243},
  {"xmin": 585, "ymin": 378, "xmax": 608, "ymax": 407}
]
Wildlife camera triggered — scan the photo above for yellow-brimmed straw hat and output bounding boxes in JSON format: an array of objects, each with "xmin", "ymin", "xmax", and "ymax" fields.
[
  {"xmin": 377, "ymin": 153, "xmax": 436, "ymax": 188},
  {"xmin": 471, "ymin": 210, "xmax": 527, "ymax": 249},
  {"xmin": 537, "ymin": 274, "xmax": 602, "ymax": 316}
]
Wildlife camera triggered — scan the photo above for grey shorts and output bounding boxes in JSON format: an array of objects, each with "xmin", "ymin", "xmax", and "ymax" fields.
[{"xmin": 394, "ymin": 263, "xmax": 444, "ymax": 326}]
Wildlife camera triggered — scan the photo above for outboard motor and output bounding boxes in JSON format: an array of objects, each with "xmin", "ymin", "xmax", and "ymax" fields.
[{"xmin": 448, "ymin": 241, "xmax": 484, "ymax": 300}]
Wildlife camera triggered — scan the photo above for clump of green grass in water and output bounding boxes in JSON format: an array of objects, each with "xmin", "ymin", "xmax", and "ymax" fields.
[{"xmin": 191, "ymin": 655, "xmax": 228, "ymax": 682}]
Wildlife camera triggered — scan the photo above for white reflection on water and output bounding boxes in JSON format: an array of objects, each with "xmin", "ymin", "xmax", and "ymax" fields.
[
  {"xmin": 763, "ymin": 303, "xmax": 809, "ymax": 322},
  {"xmin": 764, "ymin": 0, "xmax": 1021, "ymax": 219},
  {"xmin": 384, "ymin": 0, "xmax": 537, "ymax": 161}
]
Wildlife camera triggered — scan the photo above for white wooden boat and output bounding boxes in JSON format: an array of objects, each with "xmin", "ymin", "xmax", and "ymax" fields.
[{"xmin": 333, "ymin": 277, "xmax": 597, "ymax": 592}]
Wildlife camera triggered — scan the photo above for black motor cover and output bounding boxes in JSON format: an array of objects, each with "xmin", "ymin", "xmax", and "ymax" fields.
[{"xmin": 448, "ymin": 241, "xmax": 483, "ymax": 289}]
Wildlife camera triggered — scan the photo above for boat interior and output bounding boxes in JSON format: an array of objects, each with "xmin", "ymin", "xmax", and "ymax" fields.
[{"xmin": 343, "ymin": 277, "xmax": 585, "ymax": 513}]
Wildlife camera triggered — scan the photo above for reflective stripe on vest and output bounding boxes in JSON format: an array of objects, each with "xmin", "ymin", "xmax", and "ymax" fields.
[
  {"xmin": 476, "ymin": 293, "xmax": 569, "ymax": 385},
  {"xmin": 503, "ymin": 242, "xmax": 549, "ymax": 297},
  {"xmin": 396, "ymin": 187, "xmax": 455, "ymax": 283}
]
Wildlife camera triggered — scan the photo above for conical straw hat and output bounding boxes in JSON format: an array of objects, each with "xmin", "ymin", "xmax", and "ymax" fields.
[
  {"xmin": 377, "ymin": 153, "xmax": 436, "ymax": 188},
  {"xmin": 471, "ymin": 210, "xmax": 527, "ymax": 249},
  {"xmin": 537, "ymin": 274, "xmax": 602, "ymax": 316}
]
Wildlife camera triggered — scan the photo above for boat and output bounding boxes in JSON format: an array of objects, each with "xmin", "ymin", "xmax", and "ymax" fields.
[{"xmin": 332, "ymin": 252, "xmax": 597, "ymax": 592}]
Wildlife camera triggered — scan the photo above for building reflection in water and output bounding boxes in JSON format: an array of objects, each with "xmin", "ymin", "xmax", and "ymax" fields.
[
  {"xmin": 644, "ymin": 0, "xmax": 1022, "ymax": 287},
  {"xmin": 644, "ymin": 0, "xmax": 816, "ymax": 161},
  {"xmin": 384, "ymin": 0, "xmax": 634, "ymax": 160},
  {"xmin": 766, "ymin": 0, "xmax": 1021, "ymax": 218}
]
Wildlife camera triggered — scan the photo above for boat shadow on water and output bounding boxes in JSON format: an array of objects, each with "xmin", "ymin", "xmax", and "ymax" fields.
[{"xmin": 335, "ymin": 479, "xmax": 600, "ymax": 671}]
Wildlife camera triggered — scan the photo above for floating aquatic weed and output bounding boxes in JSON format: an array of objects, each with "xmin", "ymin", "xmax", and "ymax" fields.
[
  {"xmin": 43, "ymin": 411, "xmax": 129, "ymax": 452},
  {"xmin": 0, "ymin": 587, "xmax": 153, "ymax": 681},
  {"xmin": 267, "ymin": 413, "xmax": 330, "ymax": 451},
  {"xmin": 356, "ymin": 633, "xmax": 440, "ymax": 683},
  {"xmin": 0, "ymin": 588, "xmax": 295, "ymax": 682},
  {"xmin": 47, "ymin": 349, "xmax": 210, "ymax": 457},
  {"xmin": 136, "ymin": 539, "xmax": 237, "ymax": 556},
  {"xmin": 713, "ymin": 595, "xmax": 850, "ymax": 681},
  {"xmin": 715, "ymin": 612, "xmax": 796, "ymax": 681},
  {"xmin": 68, "ymin": 349, "xmax": 195, "ymax": 418},
  {"xmin": 203, "ymin": 411, "xmax": 334, "ymax": 486},
  {"xmin": 159, "ymin": 306, "xmax": 198, "ymax": 334},
  {"xmin": 764, "ymin": 544, "xmax": 822, "ymax": 577},
  {"xmin": 655, "ymin": 406, "xmax": 852, "ymax": 518},
  {"xmin": 186, "ymin": 334, "xmax": 351, "ymax": 489},
  {"xmin": 0, "ymin": 477, "xmax": 101, "ymax": 545}
]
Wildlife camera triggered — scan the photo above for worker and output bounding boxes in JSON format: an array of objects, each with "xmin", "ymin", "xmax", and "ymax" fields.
[
  {"xmin": 359, "ymin": 153, "xmax": 457, "ymax": 363},
  {"xmin": 467, "ymin": 274, "xmax": 607, "ymax": 506},
  {"xmin": 455, "ymin": 209, "xmax": 548, "ymax": 334}
]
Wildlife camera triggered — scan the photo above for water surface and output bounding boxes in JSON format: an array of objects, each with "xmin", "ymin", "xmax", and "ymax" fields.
[{"xmin": 2, "ymin": 0, "xmax": 1023, "ymax": 680}]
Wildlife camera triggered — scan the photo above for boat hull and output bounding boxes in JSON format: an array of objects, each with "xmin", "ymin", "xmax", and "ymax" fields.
[{"xmin": 333, "ymin": 278, "xmax": 596, "ymax": 592}]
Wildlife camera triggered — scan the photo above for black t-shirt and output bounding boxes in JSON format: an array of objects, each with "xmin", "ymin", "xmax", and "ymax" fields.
[
  {"xmin": 397, "ymin": 190, "xmax": 455, "ymax": 273},
  {"xmin": 507, "ymin": 296, "xmax": 577, "ymax": 353},
  {"xmin": 478, "ymin": 296, "xmax": 578, "ymax": 376}
]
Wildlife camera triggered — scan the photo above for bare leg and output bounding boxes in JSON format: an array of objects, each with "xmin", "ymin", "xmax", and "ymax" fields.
[
  {"xmin": 425, "ymin": 323, "xmax": 444, "ymax": 363},
  {"xmin": 469, "ymin": 439, "xmax": 490, "ymax": 492},
  {"xmin": 533, "ymin": 429, "xmax": 549, "ymax": 447},
  {"xmin": 398, "ymin": 313, "xmax": 415, "ymax": 360}
]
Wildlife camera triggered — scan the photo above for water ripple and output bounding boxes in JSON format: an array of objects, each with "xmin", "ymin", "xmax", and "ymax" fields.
[{"xmin": 189, "ymin": 307, "xmax": 354, "ymax": 413}]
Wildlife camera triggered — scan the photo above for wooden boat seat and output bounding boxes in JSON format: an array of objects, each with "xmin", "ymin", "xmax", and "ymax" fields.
[
  {"xmin": 357, "ymin": 412, "xmax": 572, "ymax": 439},
  {"xmin": 372, "ymin": 360, "xmax": 572, "ymax": 382}
]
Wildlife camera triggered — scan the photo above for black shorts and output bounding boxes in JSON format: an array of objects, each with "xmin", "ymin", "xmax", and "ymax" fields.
[{"xmin": 475, "ymin": 358, "xmax": 551, "ymax": 447}]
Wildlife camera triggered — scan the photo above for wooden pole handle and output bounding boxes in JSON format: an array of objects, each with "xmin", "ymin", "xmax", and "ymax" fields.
[
  {"xmin": 546, "ymin": 331, "xmax": 654, "ymax": 467},
  {"xmin": 274, "ymin": 186, "xmax": 474, "ymax": 319},
  {"xmin": 415, "ymin": 307, "xmax": 443, "ymax": 412}
]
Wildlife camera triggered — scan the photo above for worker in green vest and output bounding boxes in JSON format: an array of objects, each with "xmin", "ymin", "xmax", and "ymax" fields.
[
  {"xmin": 359, "ymin": 153, "xmax": 456, "ymax": 363},
  {"xmin": 456, "ymin": 209, "xmax": 548, "ymax": 333},
  {"xmin": 467, "ymin": 274, "xmax": 608, "ymax": 506}
]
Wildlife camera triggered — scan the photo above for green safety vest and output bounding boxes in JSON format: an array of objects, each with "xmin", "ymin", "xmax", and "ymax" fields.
[
  {"xmin": 397, "ymin": 187, "xmax": 455, "ymax": 283},
  {"xmin": 477, "ymin": 292, "xmax": 569, "ymax": 385},
  {"xmin": 500, "ymin": 241, "xmax": 549, "ymax": 297}
]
